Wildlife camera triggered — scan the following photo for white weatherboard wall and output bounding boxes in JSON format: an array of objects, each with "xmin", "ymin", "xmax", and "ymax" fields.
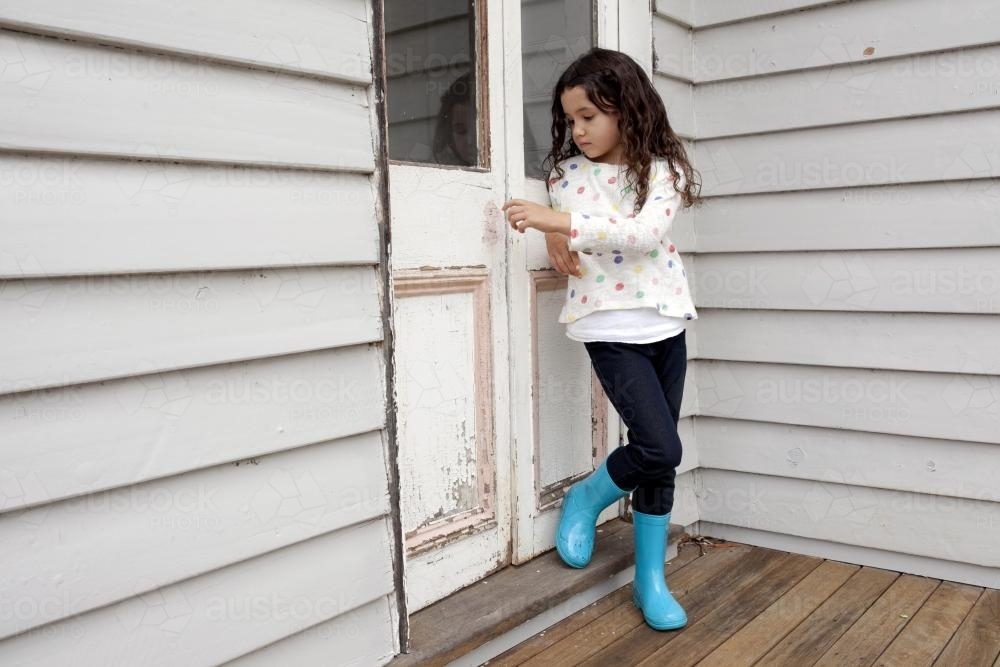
[
  {"xmin": 654, "ymin": 0, "xmax": 1000, "ymax": 587},
  {"xmin": 0, "ymin": 2, "xmax": 400, "ymax": 665}
]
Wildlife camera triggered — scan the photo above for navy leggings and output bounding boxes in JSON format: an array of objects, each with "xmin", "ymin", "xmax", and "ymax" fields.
[{"xmin": 584, "ymin": 330, "xmax": 686, "ymax": 515}]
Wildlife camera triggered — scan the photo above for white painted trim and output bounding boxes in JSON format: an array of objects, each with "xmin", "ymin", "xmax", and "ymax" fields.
[{"xmin": 618, "ymin": 0, "xmax": 653, "ymax": 74}]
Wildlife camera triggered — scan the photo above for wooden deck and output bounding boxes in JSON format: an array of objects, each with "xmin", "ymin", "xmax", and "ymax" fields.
[{"xmin": 486, "ymin": 541, "xmax": 1000, "ymax": 667}]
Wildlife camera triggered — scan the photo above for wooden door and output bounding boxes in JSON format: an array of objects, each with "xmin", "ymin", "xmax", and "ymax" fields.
[
  {"xmin": 384, "ymin": 0, "xmax": 512, "ymax": 612},
  {"xmin": 505, "ymin": 0, "xmax": 627, "ymax": 564},
  {"xmin": 385, "ymin": 0, "xmax": 636, "ymax": 610}
]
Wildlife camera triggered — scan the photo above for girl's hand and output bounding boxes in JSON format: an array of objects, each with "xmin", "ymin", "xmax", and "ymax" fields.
[
  {"xmin": 545, "ymin": 233, "xmax": 582, "ymax": 278},
  {"xmin": 502, "ymin": 199, "xmax": 570, "ymax": 235}
]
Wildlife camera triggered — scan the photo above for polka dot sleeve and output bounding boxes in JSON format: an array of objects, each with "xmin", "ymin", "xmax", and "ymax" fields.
[{"xmin": 567, "ymin": 164, "xmax": 681, "ymax": 254}]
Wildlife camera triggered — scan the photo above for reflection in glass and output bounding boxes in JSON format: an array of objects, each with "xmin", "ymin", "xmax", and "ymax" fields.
[
  {"xmin": 520, "ymin": 0, "xmax": 593, "ymax": 179},
  {"xmin": 433, "ymin": 71, "xmax": 477, "ymax": 165},
  {"xmin": 385, "ymin": 1, "xmax": 480, "ymax": 166}
]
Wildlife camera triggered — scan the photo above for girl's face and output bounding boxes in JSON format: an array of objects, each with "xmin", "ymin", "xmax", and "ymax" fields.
[{"xmin": 560, "ymin": 85, "xmax": 623, "ymax": 165}]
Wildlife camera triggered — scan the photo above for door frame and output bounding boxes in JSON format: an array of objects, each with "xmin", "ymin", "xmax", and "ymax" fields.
[{"xmin": 370, "ymin": 0, "xmax": 407, "ymax": 651}]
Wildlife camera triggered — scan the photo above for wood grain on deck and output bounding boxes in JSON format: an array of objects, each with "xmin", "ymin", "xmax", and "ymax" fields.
[{"xmin": 490, "ymin": 543, "xmax": 1000, "ymax": 667}]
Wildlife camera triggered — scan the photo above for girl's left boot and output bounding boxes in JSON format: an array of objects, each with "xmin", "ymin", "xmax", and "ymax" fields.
[
  {"xmin": 556, "ymin": 460, "xmax": 631, "ymax": 568},
  {"xmin": 632, "ymin": 510, "xmax": 687, "ymax": 630}
]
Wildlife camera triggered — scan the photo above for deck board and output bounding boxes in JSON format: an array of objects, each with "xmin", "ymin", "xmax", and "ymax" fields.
[
  {"xmin": 635, "ymin": 552, "xmax": 823, "ymax": 666},
  {"xmin": 577, "ymin": 548, "xmax": 804, "ymax": 666},
  {"xmin": 875, "ymin": 580, "xmax": 983, "ymax": 667},
  {"xmin": 932, "ymin": 589, "xmax": 1000, "ymax": 667},
  {"xmin": 697, "ymin": 560, "xmax": 859, "ymax": 667},
  {"xmin": 756, "ymin": 566, "xmax": 900, "ymax": 666},
  {"xmin": 515, "ymin": 544, "xmax": 756, "ymax": 667},
  {"xmin": 492, "ymin": 541, "xmax": 1000, "ymax": 667},
  {"xmin": 487, "ymin": 543, "xmax": 704, "ymax": 667},
  {"xmin": 813, "ymin": 573, "xmax": 940, "ymax": 666}
]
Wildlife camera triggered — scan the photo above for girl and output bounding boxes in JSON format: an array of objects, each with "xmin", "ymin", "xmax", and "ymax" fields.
[{"xmin": 503, "ymin": 48, "xmax": 701, "ymax": 632}]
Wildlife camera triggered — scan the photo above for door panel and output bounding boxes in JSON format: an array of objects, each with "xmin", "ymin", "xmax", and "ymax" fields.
[{"xmin": 385, "ymin": 0, "xmax": 511, "ymax": 612}]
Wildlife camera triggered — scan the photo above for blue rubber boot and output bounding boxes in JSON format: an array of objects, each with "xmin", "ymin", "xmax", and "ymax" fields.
[
  {"xmin": 632, "ymin": 511, "xmax": 687, "ymax": 630},
  {"xmin": 556, "ymin": 460, "xmax": 631, "ymax": 568}
]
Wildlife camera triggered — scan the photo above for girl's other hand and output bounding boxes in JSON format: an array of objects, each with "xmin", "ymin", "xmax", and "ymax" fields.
[
  {"xmin": 502, "ymin": 199, "xmax": 569, "ymax": 235},
  {"xmin": 545, "ymin": 233, "xmax": 582, "ymax": 278}
]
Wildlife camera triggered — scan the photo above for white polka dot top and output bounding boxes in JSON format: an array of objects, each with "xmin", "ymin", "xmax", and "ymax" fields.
[{"xmin": 547, "ymin": 155, "xmax": 698, "ymax": 325}]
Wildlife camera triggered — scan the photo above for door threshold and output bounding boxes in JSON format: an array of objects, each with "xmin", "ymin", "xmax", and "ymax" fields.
[{"xmin": 389, "ymin": 519, "xmax": 686, "ymax": 667}]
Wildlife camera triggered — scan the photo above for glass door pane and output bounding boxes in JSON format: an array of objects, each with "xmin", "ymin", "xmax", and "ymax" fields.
[
  {"xmin": 520, "ymin": 0, "xmax": 593, "ymax": 178},
  {"xmin": 385, "ymin": 0, "xmax": 481, "ymax": 166}
]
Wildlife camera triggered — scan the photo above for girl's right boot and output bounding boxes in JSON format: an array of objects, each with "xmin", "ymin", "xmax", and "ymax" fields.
[
  {"xmin": 632, "ymin": 510, "xmax": 687, "ymax": 630},
  {"xmin": 556, "ymin": 459, "xmax": 631, "ymax": 568}
]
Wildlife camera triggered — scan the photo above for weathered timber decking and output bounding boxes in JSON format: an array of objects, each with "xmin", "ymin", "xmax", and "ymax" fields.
[
  {"xmin": 487, "ymin": 541, "xmax": 1000, "ymax": 667},
  {"xmin": 392, "ymin": 520, "xmax": 687, "ymax": 666}
]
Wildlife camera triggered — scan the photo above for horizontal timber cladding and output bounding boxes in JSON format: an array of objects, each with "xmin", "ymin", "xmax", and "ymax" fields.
[
  {"xmin": 0, "ymin": 0, "xmax": 371, "ymax": 83},
  {"xmin": 0, "ymin": 0, "xmax": 399, "ymax": 662},
  {"xmin": 0, "ymin": 268, "xmax": 384, "ymax": 393},
  {"xmin": 0, "ymin": 432, "xmax": 390, "ymax": 640},
  {"xmin": 1, "ymin": 155, "xmax": 379, "ymax": 278},
  {"xmin": 653, "ymin": 0, "xmax": 1000, "ymax": 585},
  {"xmin": 0, "ymin": 519, "xmax": 396, "ymax": 665},
  {"xmin": 697, "ymin": 467, "xmax": 1000, "ymax": 568},
  {"xmin": 0, "ymin": 30, "xmax": 373, "ymax": 169}
]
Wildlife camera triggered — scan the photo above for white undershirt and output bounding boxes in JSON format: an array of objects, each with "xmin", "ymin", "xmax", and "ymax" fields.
[{"xmin": 565, "ymin": 307, "xmax": 686, "ymax": 344}]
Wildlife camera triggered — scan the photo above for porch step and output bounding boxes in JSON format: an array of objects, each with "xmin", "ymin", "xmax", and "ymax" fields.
[{"xmin": 389, "ymin": 519, "xmax": 685, "ymax": 667}]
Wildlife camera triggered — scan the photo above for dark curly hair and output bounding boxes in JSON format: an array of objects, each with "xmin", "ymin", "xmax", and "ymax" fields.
[{"xmin": 543, "ymin": 48, "xmax": 702, "ymax": 213}]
